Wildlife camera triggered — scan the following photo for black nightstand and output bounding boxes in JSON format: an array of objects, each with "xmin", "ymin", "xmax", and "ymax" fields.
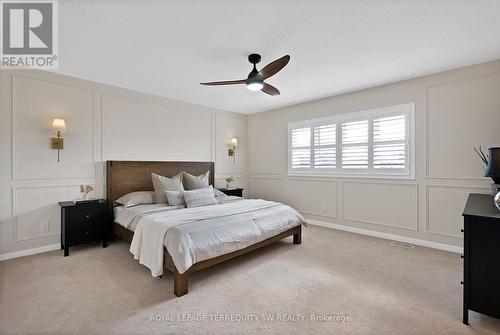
[
  {"xmin": 59, "ymin": 199, "xmax": 108, "ymax": 256},
  {"xmin": 217, "ymin": 188, "xmax": 244, "ymax": 197}
]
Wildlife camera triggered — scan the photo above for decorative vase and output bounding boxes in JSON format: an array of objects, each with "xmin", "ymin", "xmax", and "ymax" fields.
[
  {"xmin": 226, "ymin": 182, "xmax": 230, "ymax": 188},
  {"xmin": 484, "ymin": 147, "xmax": 500, "ymax": 184},
  {"xmin": 495, "ymin": 191, "xmax": 500, "ymax": 211}
]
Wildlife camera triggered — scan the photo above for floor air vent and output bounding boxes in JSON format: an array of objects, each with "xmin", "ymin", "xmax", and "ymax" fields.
[{"xmin": 390, "ymin": 241, "xmax": 414, "ymax": 249}]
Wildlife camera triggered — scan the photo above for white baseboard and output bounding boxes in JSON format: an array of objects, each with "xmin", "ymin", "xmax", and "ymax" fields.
[
  {"xmin": 0, "ymin": 243, "xmax": 60, "ymax": 261},
  {"xmin": 307, "ymin": 219, "xmax": 463, "ymax": 254}
]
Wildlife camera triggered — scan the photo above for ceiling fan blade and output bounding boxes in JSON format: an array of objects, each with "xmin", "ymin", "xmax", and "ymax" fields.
[
  {"xmin": 256, "ymin": 55, "xmax": 290, "ymax": 80},
  {"xmin": 261, "ymin": 82, "xmax": 280, "ymax": 96},
  {"xmin": 200, "ymin": 79, "xmax": 246, "ymax": 86}
]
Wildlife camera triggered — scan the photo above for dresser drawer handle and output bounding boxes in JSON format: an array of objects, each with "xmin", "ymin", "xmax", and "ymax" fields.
[{"xmin": 84, "ymin": 213, "xmax": 92, "ymax": 219}]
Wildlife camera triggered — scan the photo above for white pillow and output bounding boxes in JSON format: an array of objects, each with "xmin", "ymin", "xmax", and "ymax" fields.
[
  {"xmin": 152, "ymin": 173, "xmax": 183, "ymax": 204},
  {"xmin": 165, "ymin": 190, "xmax": 186, "ymax": 206},
  {"xmin": 183, "ymin": 186, "xmax": 217, "ymax": 208},
  {"xmin": 213, "ymin": 188, "xmax": 227, "ymax": 197},
  {"xmin": 182, "ymin": 171, "xmax": 210, "ymax": 190},
  {"xmin": 116, "ymin": 191, "xmax": 155, "ymax": 208}
]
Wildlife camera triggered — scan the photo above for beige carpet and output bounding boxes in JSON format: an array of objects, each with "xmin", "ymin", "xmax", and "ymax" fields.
[{"xmin": 1, "ymin": 225, "xmax": 499, "ymax": 335}]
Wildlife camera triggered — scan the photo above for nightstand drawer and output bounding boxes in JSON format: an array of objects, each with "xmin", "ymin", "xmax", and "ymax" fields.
[{"xmin": 69, "ymin": 207, "xmax": 101, "ymax": 244}]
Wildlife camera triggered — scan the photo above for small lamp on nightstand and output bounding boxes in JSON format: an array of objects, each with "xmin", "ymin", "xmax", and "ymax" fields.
[{"xmin": 51, "ymin": 118, "xmax": 66, "ymax": 162}]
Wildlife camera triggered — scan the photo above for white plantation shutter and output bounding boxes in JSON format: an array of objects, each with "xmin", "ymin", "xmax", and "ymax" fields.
[
  {"xmin": 341, "ymin": 120, "xmax": 368, "ymax": 169},
  {"xmin": 373, "ymin": 115, "xmax": 406, "ymax": 169},
  {"xmin": 314, "ymin": 124, "xmax": 336, "ymax": 168},
  {"xmin": 291, "ymin": 127, "xmax": 311, "ymax": 168},
  {"xmin": 288, "ymin": 103, "xmax": 413, "ymax": 177}
]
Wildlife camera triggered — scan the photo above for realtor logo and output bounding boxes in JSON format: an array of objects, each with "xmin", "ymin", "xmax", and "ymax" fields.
[{"xmin": 1, "ymin": 0, "xmax": 58, "ymax": 68}]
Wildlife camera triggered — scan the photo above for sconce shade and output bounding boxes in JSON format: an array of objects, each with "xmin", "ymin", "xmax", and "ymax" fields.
[
  {"xmin": 485, "ymin": 147, "xmax": 500, "ymax": 184},
  {"xmin": 52, "ymin": 118, "xmax": 66, "ymax": 133},
  {"xmin": 230, "ymin": 138, "xmax": 238, "ymax": 147}
]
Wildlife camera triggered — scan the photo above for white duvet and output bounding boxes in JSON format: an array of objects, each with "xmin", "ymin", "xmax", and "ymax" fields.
[{"xmin": 127, "ymin": 199, "xmax": 305, "ymax": 276}]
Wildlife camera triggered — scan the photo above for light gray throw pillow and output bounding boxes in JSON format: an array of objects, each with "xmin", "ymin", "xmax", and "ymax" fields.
[
  {"xmin": 151, "ymin": 173, "xmax": 183, "ymax": 204},
  {"xmin": 116, "ymin": 191, "xmax": 155, "ymax": 208},
  {"xmin": 165, "ymin": 190, "xmax": 186, "ymax": 206},
  {"xmin": 183, "ymin": 186, "xmax": 217, "ymax": 208},
  {"xmin": 182, "ymin": 171, "xmax": 210, "ymax": 190}
]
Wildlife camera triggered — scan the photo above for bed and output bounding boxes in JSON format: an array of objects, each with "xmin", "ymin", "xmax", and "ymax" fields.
[{"xmin": 106, "ymin": 161, "xmax": 303, "ymax": 296}]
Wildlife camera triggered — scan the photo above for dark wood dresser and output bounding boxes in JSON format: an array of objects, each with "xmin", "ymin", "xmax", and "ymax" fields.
[
  {"xmin": 462, "ymin": 193, "xmax": 500, "ymax": 324},
  {"xmin": 59, "ymin": 199, "xmax": 108, "ymax": 256},
  {"xmin": 217, "ymin": 188, "xmax": 244, "ymax": 197}
]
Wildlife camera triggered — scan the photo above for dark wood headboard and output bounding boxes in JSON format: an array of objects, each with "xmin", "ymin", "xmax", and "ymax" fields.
[{"xmin": 106, "ymin": 160, "xmax": 214, "ymax": 222}]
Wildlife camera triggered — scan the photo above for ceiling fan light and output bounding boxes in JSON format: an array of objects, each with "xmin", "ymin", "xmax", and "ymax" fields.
[{"xmin": 247, "ymin": 81, "xmax": 264, "ymax": 91}]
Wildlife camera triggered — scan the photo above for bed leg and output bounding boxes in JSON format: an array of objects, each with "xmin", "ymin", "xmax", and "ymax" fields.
[
  {"xmin": 293, "ymin": 227, "xmax": 302, "ymax": 244},
  {"xmin": 174, "ymin": 273, "xmax": 188, "ymax": 297}
]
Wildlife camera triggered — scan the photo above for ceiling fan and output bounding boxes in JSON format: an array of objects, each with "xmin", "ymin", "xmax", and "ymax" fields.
[{"xmin": 200, "ymin": 53, "xmax": 290, "ymax": 96}]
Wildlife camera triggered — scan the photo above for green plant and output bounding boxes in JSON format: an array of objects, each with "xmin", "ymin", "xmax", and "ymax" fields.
[
  {"xmin": 473, "ymin": 146, "xmax": 489, "ymax": 167},
  {"xmin": 225, "ymin": 176, "xmax": 234, "ymax": 183}
]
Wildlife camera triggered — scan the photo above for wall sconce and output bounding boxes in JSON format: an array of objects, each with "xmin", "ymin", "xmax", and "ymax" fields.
[
  {"xmin": 51, "ymin": 118, "xmax": 65, "ymax": 162},
  {"xmin": 228, "ymin": 137, "xmax": 238, "ymax": 163}
]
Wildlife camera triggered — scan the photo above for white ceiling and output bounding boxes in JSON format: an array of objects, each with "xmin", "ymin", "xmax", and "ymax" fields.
[{"xmin": 55, "ymin": 0, "xmax": 500, "ymax": 114}]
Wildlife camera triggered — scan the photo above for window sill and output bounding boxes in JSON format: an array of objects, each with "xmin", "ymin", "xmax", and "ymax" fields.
[{"xmin": 287, "ymin": 172, "xmax": 415, "ymax": 180}]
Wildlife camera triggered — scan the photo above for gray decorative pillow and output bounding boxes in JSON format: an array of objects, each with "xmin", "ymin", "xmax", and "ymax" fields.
[
  {"xmin": 165, "ymin": 190, "xmax": 185, "ymax": 206},
  {"xmin": 151, "ymin": 173, "xmax": 183, "ymax": 204},
  {"xmin": 183, "ymin": 186, "xmax": 217, "ymax": 208},
  {"xmin": 182, "ymin": 171, "xmax": 210, "ymax": 190}
]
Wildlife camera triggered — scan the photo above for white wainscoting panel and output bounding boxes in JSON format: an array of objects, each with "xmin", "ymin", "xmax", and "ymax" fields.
[
  {"xmin": 249, "ymin": 176, "xmax": 286, "ymax": 203},
  {"xmin": 343, "ymin": 182, "xmax": 418, "ymax": 231},
  {"xmin": 426, "ymin": 72, "xmax": 500, "ymax": 179},
  {"xmin": 287, "ymin": 178, "xmax": 337, "ymax": 218},
  {"xmin": 13, "ymin": 76, "xmax": 95, "ymax": 179},
  {"xmin": 101, "ymin": 94, "xmax": 212, "ymax": 161},
  {"xmin": 426, "ymin": 185, "xmax": 489, "ymax": 238},
  {"xmin": 13, "ymin": 185, "xmax": 82, "ymax": 242}
]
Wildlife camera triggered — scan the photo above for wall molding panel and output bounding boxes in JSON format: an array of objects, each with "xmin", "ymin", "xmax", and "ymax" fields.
[
  {"xmin": 342, "ymin": 182, "xmax": 418, "ymax": 231},
  {"xmin": 425, "ymin": 70, "xmax": 500, "ymax": 180},
  {"xmin": 286, "ymin": 178, "xmax": 338, "ymax": 218},
  {"xmin": 12, "ymin": 184, "xmax": 83, "ymax": 242},
  {"xmin": 12, "ymin": 76, "xmax": 96, "ymax": 180},
  {"xmin": 425, "ymin": 184, "xmax": 489, "ymax": 238}
]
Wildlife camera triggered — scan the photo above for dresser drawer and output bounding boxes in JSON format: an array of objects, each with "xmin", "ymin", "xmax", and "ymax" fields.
[{"xmin": 68, "ymin": 206, "xmax": 103, "ymax": 245}]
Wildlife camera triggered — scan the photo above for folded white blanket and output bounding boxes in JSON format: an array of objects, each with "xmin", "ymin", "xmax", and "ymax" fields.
[{"xmin": 130, "ymin": 199, "xmax": 305, "ymax": 276}]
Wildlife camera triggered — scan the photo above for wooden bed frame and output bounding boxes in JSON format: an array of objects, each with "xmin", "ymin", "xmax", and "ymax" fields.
[{"xmin": 106, "ymin": 160, "xmax": 301, "ymax": 297}]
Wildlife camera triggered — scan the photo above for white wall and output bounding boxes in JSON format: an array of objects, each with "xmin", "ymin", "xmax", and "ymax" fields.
[
  {"xmin": 247, "ymin": 60, "xmax": 500, "ymax": 248},
  {"xmin": 0, "ymin": 70, "xmax": 248, "ymax": 256},
  {"xmin": 2, "ymin": 60, "xmax": 499, "ymax": 257}
]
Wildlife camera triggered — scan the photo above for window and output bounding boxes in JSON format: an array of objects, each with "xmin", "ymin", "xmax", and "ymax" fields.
[{"xmin": 288, "ymin": 103, "xmax": 415, "ymax": 178}]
